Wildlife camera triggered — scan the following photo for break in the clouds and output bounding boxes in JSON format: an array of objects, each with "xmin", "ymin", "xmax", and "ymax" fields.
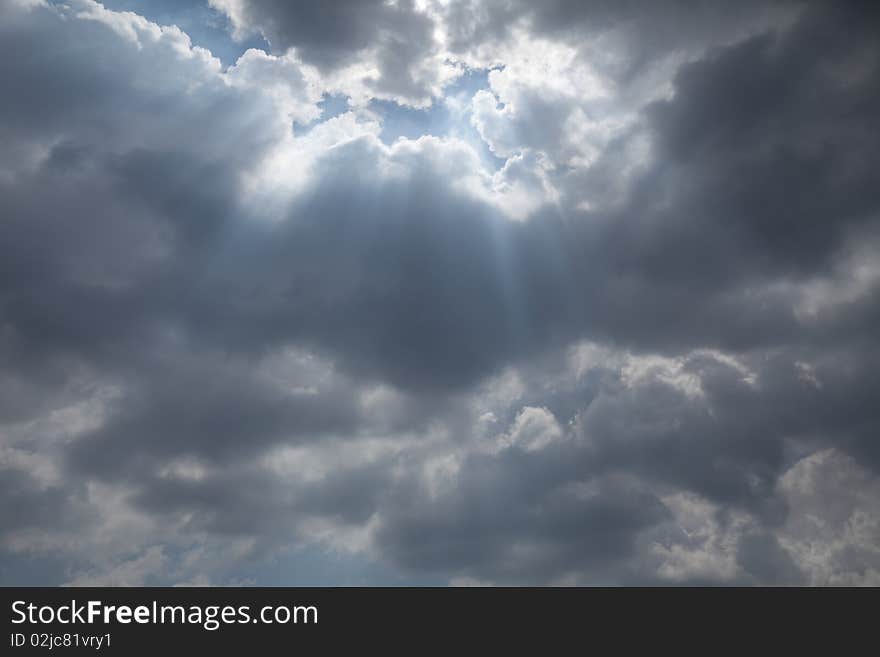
[{"xmin": 1, "ymin": 0, "xmax": 879, "ymax": 586}]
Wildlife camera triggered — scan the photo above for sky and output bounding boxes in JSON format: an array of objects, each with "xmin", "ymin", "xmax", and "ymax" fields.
[{"xmin": 1, "ymin": 0, "xmax": 879, "ymax": 586}]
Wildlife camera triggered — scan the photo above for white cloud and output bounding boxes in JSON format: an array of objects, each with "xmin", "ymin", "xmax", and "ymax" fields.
[{"xmin": 497, "ymin": 406, "xmax": 563, "ymax": 452}]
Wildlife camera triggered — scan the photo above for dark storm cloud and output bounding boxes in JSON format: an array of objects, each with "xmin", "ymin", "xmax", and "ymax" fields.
[
  {"xmin": 64, "ymin": 352, "xmax": 362, "ymax": 479},
  {"xmin": 546, "ymin": 3, "xmax": 880, "ymax": 350},
  {"xmin": 0, "ymin": 468, "xmax": 80, "ymax": 541},
  {"xmin": 573, "ymin": 346, "xmax": 879, "ymax": 514},
  {"xmin": 1, "ymin": 0, "xmax": 879, "ymax": 585},
  {"xmin": 736, "ymin": 531, "xmax": 804, "ymax": 585},
  {"xmin": 442, "ymin": 0, "xmax": 801, "ymax": 73},
  {"xmin": 578, "ymin": 366, "xmax": 788, "ymax": 521},
  {"xmin": 645, "ymin": 4, "xmax": 880, "ymax": 273},
  {"xmin": 127, "ymin": 453, "xmax": 395, "ymax": 538},
  {"xmin": 376, "ymin": 466, "xmax": 670, "ymax": 584}
]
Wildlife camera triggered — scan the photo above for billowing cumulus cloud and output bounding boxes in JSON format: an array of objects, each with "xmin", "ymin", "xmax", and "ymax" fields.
[{"xmin": 1, "ymin": 0, "xmax": 878, "ymax": 586}]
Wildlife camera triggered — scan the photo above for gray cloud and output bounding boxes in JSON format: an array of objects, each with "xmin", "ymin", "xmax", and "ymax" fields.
[
  {"xmin": 210, "ymin": 0, "xmax": 419, "ymax": 68},
  {"xmin": 210, "ymin": 0, "xmax": 447, "ymax": 105},
  {"xmin": 0, "ymin": 0, "xmax": 878, "ymax": 585}
]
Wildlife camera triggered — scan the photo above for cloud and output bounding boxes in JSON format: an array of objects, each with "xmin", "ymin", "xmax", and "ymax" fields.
[
  {"xmin": 0, "ymin": 0, "xmax": 878, "ymax": 585},
  {"xmin": 210, "ymin": 0, "xmax": 460, "ymax": 107}
]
